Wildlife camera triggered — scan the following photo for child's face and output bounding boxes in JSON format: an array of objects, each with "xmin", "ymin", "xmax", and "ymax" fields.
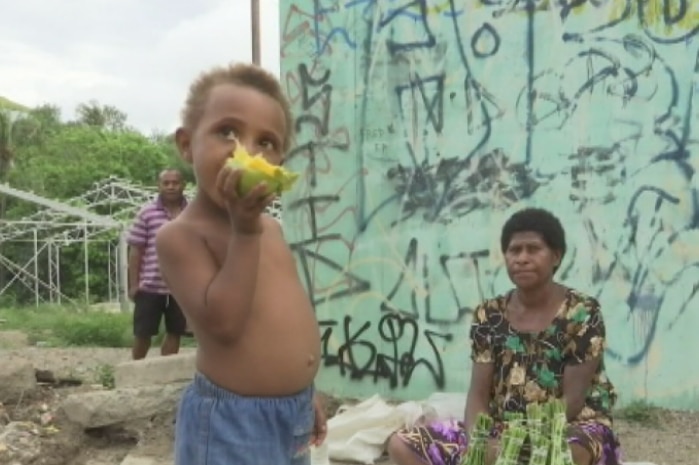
[{"xmin": 176, "ymin": 83, "xmax": 287, "ymax": 209}]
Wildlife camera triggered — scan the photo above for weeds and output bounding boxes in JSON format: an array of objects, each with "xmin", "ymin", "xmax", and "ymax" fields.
[
  {"xmin": 0, "ymin": 305, "xmax": 196, "ymax": 348},
  {"xmin": 96, "ymin": 364, "xmax": 116, "ymax": 389},
  {"xmin": 616, "ymin": 399, "xmax": 661, "ymax": 426}
]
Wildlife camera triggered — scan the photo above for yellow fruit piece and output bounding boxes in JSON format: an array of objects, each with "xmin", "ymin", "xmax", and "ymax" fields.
[{"xmin": 225, "ymin": 144, "xmax": 299, "ymax": 196}]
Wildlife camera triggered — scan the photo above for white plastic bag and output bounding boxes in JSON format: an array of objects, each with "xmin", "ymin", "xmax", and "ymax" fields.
[{"xmin": 318, "ymin": 394, "xmax": 431, "ymax": 464}]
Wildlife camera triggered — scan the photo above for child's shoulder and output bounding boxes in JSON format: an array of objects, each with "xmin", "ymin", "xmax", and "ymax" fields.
[{"xmin": 156, "ymin": 215, "xmax": 205, "ymax": 251}]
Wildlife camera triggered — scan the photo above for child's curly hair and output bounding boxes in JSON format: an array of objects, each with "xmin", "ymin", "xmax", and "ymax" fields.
[{"xmin": 181, "ymin": 63, "xmax": 294, "ymax": 153}]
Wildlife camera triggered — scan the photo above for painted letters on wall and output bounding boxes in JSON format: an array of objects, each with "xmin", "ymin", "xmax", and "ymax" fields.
[{"xmin": 280, "ymin": 0, "xmax": 699, "ymax": 409}]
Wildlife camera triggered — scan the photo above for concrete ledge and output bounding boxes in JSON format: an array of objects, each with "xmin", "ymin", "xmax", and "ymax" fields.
[
  {"xmin": 115, "ymin": 353, "xmax": 196, "ymax": 389},
  {"xmin": 120, "ymin": 455, "xmax": 171, "ymax": 465},
  {"xmin": 60, "ymin": 383, "xmax": 187, "ymax": 429}
]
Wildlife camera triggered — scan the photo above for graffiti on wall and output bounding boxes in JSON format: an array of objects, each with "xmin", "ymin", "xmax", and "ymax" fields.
[{"xmin": 280, "ymin": 0, "xmax": 699, "ymax": 407}]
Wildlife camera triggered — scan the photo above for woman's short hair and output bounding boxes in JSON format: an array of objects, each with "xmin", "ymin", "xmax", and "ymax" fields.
[{"xmin": 500, "ymin": 208, "xmax": 566, "ymax": 258}]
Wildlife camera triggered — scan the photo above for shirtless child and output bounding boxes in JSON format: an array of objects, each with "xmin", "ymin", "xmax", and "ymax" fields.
[{"xmin": 155, "ymin": 63, "xmax": 326, "ymax": 465}]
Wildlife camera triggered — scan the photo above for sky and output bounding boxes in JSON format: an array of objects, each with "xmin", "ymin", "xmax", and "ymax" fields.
[{"xmin": 0, "ymin": 0, "xmax": 281, "ymax": 134}]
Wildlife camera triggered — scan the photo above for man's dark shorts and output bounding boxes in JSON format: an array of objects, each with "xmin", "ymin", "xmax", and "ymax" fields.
[{"xmin": 133, "ymin": 290, "xmax": 187, "ymax": 337}]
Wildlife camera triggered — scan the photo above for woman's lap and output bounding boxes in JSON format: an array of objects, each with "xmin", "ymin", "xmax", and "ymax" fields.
[
  {"xmin": 567, "ymin": 420, "xmax": 622, "ymax": 465},
  {"xmin": 393, "ymin": 419, "xmax": 467, "ymax": 465},
  {"xmin": 393, "ymin": 419, "xmax": 622, "ymax": 465}
]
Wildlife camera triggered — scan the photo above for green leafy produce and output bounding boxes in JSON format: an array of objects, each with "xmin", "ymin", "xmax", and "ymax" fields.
[
  {"xmin": 494, "ymin": 422, "xmax": 527, "ymax": 465},
  {"xmin": 460, "ymin": 399, "xmax": 576, "ymax": 465},
  {"xmin": 547, "ymin": 399, "xmax": 575, "ymax": 465},
  {"xmin": 526, "ymin": 402, "xmax": 550, "ymax": 465},
  {"xmin": 460, "ymin": 413, "xmax": 494, "ymax": 465}
]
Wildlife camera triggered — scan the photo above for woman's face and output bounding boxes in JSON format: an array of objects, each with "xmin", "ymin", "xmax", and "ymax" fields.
[{"xmin": 504, "ymin": 231, "xmax": 561, "ymax": 290}]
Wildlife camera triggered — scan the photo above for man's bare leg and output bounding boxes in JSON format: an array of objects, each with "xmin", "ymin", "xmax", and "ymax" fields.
[
  {"xmin": 132, "ymin": 336, "xmax": 151, "ymax": 360},
  {"xmin": 161, "ymin": 333, "xmax": 181, "ymax": 356}
]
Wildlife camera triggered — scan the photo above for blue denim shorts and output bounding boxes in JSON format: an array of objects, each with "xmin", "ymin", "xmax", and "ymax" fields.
[{"xmin": 174, "ymin": 373, "xmax": 315, "ymax": 465}]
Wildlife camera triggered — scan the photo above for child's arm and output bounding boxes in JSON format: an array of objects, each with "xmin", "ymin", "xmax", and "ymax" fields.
[{"xmin": 155, "ymin": 222, "xmax": 260, "ymax": 343}]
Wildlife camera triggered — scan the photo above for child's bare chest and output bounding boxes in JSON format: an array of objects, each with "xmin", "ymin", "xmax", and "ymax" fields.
[
  {"xmin": 202, "ymin": 232, "xmax": 230, "ymax": 267},
  {"xmin": 200, "ymin": 225, "xmax": 290, "ymax": 269}
]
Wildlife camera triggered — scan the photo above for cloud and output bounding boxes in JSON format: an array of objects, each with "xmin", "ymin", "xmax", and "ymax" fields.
[{"xmin": 0, "ymin": 0, "xmax": 281, "ymax": 134}]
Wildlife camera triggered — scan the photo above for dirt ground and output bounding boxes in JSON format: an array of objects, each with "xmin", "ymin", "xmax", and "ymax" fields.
[{"xmin": 1, "ymin": 346, "xmax": 697, "ymax": 465}]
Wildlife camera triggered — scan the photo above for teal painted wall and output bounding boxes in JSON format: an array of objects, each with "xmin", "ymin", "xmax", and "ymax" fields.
[{"xmin": 279, "ymin": 0, "xmax": 699, "ymax": 410}]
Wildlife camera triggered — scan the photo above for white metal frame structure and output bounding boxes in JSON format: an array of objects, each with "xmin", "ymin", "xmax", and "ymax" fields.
[
  {"xmin": 0, "ymin": 177, "xmax": 156, "ymax": 310},
  {"xmin": 0, "ymin": 177, "xmax": 283, "ymax": 310}
]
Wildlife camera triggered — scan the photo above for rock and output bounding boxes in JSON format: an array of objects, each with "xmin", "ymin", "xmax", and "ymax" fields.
[
  {"xmin": 39, "ymin": 412, "xmax": 53, "ymax": 426},
  {"xmin": 115, "ymin": 353, "xmax": 195, "ymax": 389},
  {"xmin": 59, "ymin": 383, "xmax": 187, "ymax": 429},
  {"xmin": 35, "ymin": 369, "xmax": 56, "ymax": 384},
  {"xmin": 0, "ymin": 421, "xmax": 42, "ymax": 464},
  {"xmin": 0, "ymin": 356, "xmax": 36, "ymax": 403}
]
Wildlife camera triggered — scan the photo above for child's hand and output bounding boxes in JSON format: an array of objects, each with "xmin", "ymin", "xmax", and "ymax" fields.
[
  {"xmin": 310, "ymin": 395, "xmax": 327, "ymax": 446},
  {"xmin": 216, "ymin": 165, "xmax": 275, "ymax": 235}
]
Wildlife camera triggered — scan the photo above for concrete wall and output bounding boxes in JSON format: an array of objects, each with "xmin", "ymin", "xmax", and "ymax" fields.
[{"xmin": 279, "ymin": 1, "xmax": 699, "ymax": 410}]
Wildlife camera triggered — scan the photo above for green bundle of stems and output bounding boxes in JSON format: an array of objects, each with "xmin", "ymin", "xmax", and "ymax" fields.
[
  {"xmin": 493, "ymin": 419, "xmax": 528, "ymax": 465},
  {"xmin": 528, "ymin": 434, "xmax": 550, "ymax": 465},
  {"xmin": 547, "ymin": 399, "xmax": 575, "ymax": 465},
  {"xmin": 525, "ymin": 403, "xmax": 550, "ymax": 465},
  {"xmin": 460, "ymin": 413, "xmax": 494, "ymax": 465},
  {"xmin": 462, "ymin": 399, "xmax": 577, "ymax": 465},
  {"xmin": 504, "ymin": 412, "xmax": 525, "ymax": 422}
]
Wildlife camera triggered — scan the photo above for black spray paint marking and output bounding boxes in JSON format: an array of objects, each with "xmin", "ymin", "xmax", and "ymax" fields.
[{"xmin": 319, "ymin": 314, "xmax": 452, "ymax": 389}]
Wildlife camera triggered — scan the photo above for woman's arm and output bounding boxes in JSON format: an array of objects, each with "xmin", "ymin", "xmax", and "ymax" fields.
[
  {"xmin": 464, "ymin": 303, "xmax": 495, "ymax": 432},
  {"xmin": 562, "ymin": 297, "xmax": 607, "ymax": 421},
  {"xmin": 562, "ymin": 359, "xmax": 599, "ymax": 420},
  {"xmin": 464, "ymin": 362, "xmax": 494, "ymax": 432}
]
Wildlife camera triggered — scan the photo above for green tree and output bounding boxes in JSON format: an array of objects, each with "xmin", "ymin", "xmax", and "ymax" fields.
[
  {"xmin": 75, "ymin": 100, "xmax": 128, "ymax": 132},
  {"xmin": 3, "ymin": 100, "xmax": 186, "ymax": 304},
  {"xmin": 0, "ymin": 107, "xmax": 41, "ymax": 214},
  {"xmin": 0, "ymin": 100, "xmax": 41, "ymax": 298},
  {"xmin": 149, "ymin": 130, "xmax": 195, "ymax": 184},
  {"xmin": 25, "ymin": 104, "xmax": 63, "ymax": 139}
]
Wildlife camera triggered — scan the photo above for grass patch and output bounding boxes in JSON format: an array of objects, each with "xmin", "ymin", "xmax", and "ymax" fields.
[
  {"xmin": 0, "ymin": 304, "xmax": 197, "ymax": 348},
  {"xmin": 615, "ymin": 399, "xmax": 662, "ymax": 426},
  {"xmin": 0, "ymin": 305, "xmax": 132, "ymax": 347},
  {"xmin": 96, "ymin": 363, "xmax": 116, "ymax": 389}
]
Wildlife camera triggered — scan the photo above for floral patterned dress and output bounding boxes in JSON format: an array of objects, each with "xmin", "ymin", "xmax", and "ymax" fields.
[{"xmin": 393, "ymin": 288, "xmax": 622, "ymax": 465}]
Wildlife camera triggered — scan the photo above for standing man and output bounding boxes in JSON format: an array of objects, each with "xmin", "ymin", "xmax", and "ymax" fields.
[{"xmin": 127, "ymin": 168, "xmax": 188, "ymax": 360}]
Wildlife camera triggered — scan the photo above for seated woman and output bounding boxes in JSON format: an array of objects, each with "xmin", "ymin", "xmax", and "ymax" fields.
[{"xmin": 387, "ymin": 208, "xmax": 622, "ymax": 465}]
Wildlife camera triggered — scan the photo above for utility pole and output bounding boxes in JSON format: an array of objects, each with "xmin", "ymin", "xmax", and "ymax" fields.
[{"xmin": 251, "ymin": 0, "xmax": 261, "ymax": 65}]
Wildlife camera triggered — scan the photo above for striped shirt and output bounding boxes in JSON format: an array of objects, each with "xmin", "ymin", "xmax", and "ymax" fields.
[{"xmin": 127, "ymin": 196, "xmax": 187, "ymax": 294}]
